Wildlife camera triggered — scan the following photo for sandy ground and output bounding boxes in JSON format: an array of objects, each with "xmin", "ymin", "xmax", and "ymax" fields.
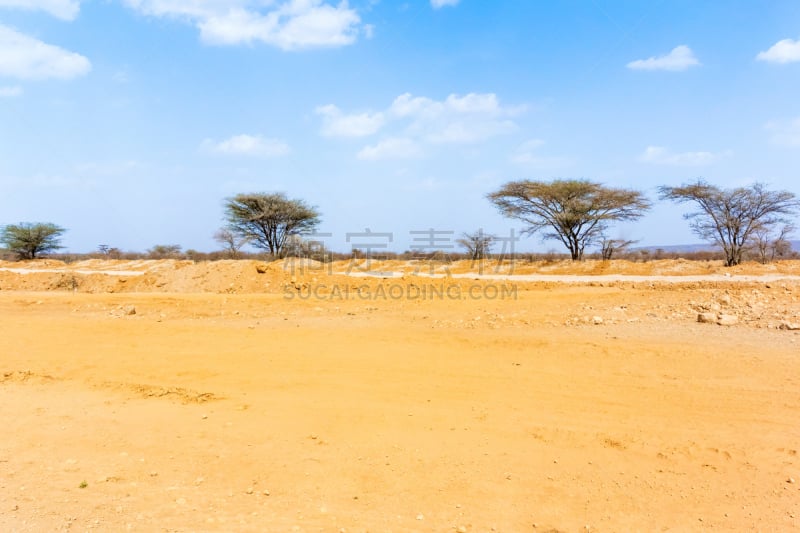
[{"xmin": 1, "ymin": 259, "xmax": 799, "ymax": 532}]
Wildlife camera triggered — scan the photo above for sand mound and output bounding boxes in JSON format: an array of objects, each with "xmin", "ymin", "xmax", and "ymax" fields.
[{"xmin": 2, "ymin": 258, "xmax": 800, "ymax": 294}]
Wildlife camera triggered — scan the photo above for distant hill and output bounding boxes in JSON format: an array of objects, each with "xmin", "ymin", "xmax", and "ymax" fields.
[
  {"xmin": 634, "ymin": 243, "xmax": 716, "ymax": 254},
  {"xmin": 635, "ymin": 240, "xmax": 800, "ymax": 254}
]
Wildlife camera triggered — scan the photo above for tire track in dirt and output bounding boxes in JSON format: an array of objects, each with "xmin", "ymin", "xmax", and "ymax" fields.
[{"xmin": 1, "ymin": 370, "xmax": 222, "ymax": 404}]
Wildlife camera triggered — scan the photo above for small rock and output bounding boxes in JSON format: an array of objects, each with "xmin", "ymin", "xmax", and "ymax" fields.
[
  {"xmin": 416, "ymin": 514, "xmax": 424, "ymax": 520},
  {"xmin": 788, "ymin": 477, "xmax": 796, "ymax": 484},
  {"xmin": 263, "ymin": 489, "xmax": 270, "ymax": 496},
  {"xmin": 592, "ymin": 316, "xmax": 604, "ymax": 325},
  {"xmin": 246, "ymin": 487, "xmax": 254, "ymax": 494},
  {"xmin": 122, "ymin": 305, "xmax": 136, "ymax": 316},
  {"xmin": 697, "ymin": 312, "xmax": 717, "ymax": 324},
  {"xmin": 779, "ymin": 322, "xmax": 800, "ymax": 331},
  {"xmin": 255, "ymin": 263, "xmax": 269, "ymax": 274},
  {"xmin": 457, "ymin": 527, "xmax": 468, "ymax": 533},
  {"xmin": 716, "ymin": 314, "xmax": 738, "ymax": 326}
]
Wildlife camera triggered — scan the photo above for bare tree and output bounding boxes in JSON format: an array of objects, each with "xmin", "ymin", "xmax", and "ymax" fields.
[
  {"xmin": 457, "ymin": 230, "xmax": 495, "ymax": 260},
  {"xmin": 599, "ymin": 238, "xmax": 637, "ymax": 260},
  {"xmin": 488, "ymin": 179, "xmax": 650, "ymax": 260},
  {"xmin": 224, "ymin": 193, "xmax": 320, "ymax": 258},
  {"xmin": 772, "ymin": 225, "xmax": 795, "ymax": 259},
  {"xmin": 97, "ymin": 244, "xmax": 122, "ymax": 259},
  {"xmin": 749, "ymin": 224, "xmax": 794, "ymax": 264},
  {"xmin": 659, "ymin": 180, "xmax": 800, "ymax": 266},
  {"xmin": 213, "ymin": 228, "xmax": 250, "ymax": 259},
  {"xmin": 0, "ymin": 222, "xmax": 66, "ymax": 260}
]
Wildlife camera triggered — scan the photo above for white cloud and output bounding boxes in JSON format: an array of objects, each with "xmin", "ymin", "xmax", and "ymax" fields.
[
  {"xmin": 627, "ymin": 45, "xmax": 700, "ymax": 72},
  {"xmin": 357, "ymin": 137, "xmax": 422, "ymax": 160},
  {"xmin": 122, "ymin": 0, "xmax": 219, "ymax": 19},
  {"xmin": 765, "ymin": 117, "xmax": 800, "ymax": 146},
  {"xmin": 124, "ymin": 0, "xmax": 362, "ymax": 50},
  {"xmin": 0, "ymin": 0, "xmax": 81, "ymax": 20},
  {"xmin": 425, "ymin": 118, "xmax": 516, "ymax": 143},
  {"xmin": 0, "ymin": 24, "xmax": 91, "ymax": 80},
  {"xmin": 0, "ymin": 85, "xmax": 22, "ymax": 97},
  {"xmin": 318, "ymin": 91, "xmax": 523, "ymax": 158},
  {"xmin": 431, "ymin": 0, "xmax": 460, "ymax": 8},
  {"xmin": 316, "ymin": 104, "xmax": 385, "ymax": 137},
  {"xmin": 757, "ymin": 38, "xmax": 800, "ymax": 64},
  {"xmin": 319, "ymin": 91, "xmax": 525, "ymax": 158},
  {"xmin": 510, "ymin": 139, "xmax": 570, "ymax": 168},
  {"xmin": 387, "ymin": 93, "xmax": 435, "ymax": 118},
  {"xmin": 639, "ymin": 145, "xmax": 729, "ymax": 166},
  {"xmin": 393, "ymin": 92, "xmax": 523, "ymax": 143},
  {"xmin": 388, "ymin": 92, "xmax": 524, "ymax": 120},
  {"xmin": 203, "ymin": 134, "xmax": 290, "ymax": 157}
]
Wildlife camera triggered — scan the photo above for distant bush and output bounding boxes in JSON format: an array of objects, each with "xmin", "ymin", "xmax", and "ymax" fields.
[{"xmin": 147, "ymin": 244, "xmax": 183, "ymax": 259}]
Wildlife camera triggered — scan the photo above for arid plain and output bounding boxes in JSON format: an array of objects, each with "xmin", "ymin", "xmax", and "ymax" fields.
[{"xmin": 1, "ymin": 258, "xmax": 799, "ymax": 532}]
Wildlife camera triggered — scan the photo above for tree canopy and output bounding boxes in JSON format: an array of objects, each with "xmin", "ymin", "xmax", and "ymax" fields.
[
  {"xmin": 488, "ymin": 179, "xmax": 651, "ymax": 260},
  {"xmin": 0, "ymin": 222, "xmax": 66, "ymax": 260},
  {"xmin": 224, "ymin": 193, "xmax": 321, "ymax": 258},
  {"xmin": 659, "ymin": 179, "xmax": 800, "ymax": 266}
]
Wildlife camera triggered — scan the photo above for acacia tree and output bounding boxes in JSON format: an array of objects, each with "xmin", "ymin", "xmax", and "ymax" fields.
[
  {"xmin": 487, "ymin": 179, "xmax": 651, "ymax": 260},
  {"xmin": 658, "ymin": 180, "xmax": 799, "ymax": 266},
  {"xmin": 147, "ymin": 244, "xmax": 183, "ymax": 259},
  {"xmin": 457, "ymin": 230, "xmax": 495, "ymax": 260},
  {"xmin": 0, "ymin": 222, "xmax": 66, "ymax": 259},
  {"xmin": 224, "ymin": 193, "xmax": 320, "ymax": 258}
]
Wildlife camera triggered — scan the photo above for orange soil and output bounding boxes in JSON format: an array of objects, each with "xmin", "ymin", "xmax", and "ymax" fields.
[{"xmin": 1, "ymin": 259, "xmax": 799, "ymax": 532}]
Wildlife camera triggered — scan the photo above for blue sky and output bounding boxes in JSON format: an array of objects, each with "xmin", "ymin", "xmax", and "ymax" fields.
[{"xmin": 1, "ymin": 0, "xmax": 800, "ymax": 254}]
